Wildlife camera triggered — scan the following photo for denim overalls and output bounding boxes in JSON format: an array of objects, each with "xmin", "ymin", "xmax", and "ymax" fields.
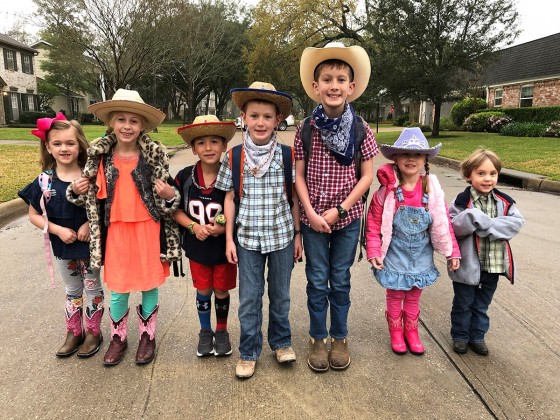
[{"xmin": 374, "ymin": 187, "xmax": 440, "ymax": 290}]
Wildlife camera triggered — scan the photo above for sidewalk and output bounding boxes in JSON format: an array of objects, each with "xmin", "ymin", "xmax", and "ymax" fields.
[{"xmin": 1, "ymin": 134, "xmax": 559, "ymax": 418}]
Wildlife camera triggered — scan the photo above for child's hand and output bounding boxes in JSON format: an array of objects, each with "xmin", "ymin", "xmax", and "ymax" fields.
[
  {"xmin": 206, "ymin": 220, "xmax": 225, "ymax": 237},
  {"xmin": 225, "ymin": 239, "xmax": 238, "ymax": 264},
  {"xmin": 309, "ymin": 212, "xmax": 331, "ymax": 233},
  {"xmin": 294, "ymin": 234, "xmax": 303, "ymax": 262},
  {"xmin": 155, "ymin": 179, "xmax": 175, "ymax": 200},
  {"xmin": 72, "ymin": 177, "xmax": 89, "ymax": 195},
  {"xmin": 370, "ymin": 257, "xmax": 384, "ymax": 270},
  {"xmin": 194, "ymin": 223, "xmax": 210, "ymax": 241},
  {"xmin": 321, "ymin": 207, "xmax": 339, "ymax": 227},
  {"xmin": 77, "ymin": 222, "xmax": 90, "ymax": 242},
  {"xmin": 57, "ymin": 227, "xmax": 78, "ymax": 244},
  {"xmin": 448, "ymin": 258, "xmax": 460, "ymax": 271}
]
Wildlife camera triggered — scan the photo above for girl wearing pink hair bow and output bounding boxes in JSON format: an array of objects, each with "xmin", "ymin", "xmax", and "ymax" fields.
[{"xmin": 18, "ymin": 113, "xmax": 105, "ymax": 359}]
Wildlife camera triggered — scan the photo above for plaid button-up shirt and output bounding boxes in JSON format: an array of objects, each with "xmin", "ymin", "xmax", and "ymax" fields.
[
  {"xmin": 294, "ymin": 119, "xmax": 379, "ymax": 229},
  {"xmin": 471, "ymin": 188, "xmax": 504, "ymax": 273},
  {"xmin": 215, "ymin": 145, "xmax": 295, "ymax": 253}
]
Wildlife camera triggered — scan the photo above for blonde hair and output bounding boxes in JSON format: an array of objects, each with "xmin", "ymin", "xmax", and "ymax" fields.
[
  {"xmin": 105, "ymin": 111, "xmax": 148, "ymax": 136},
  {"xmin": 39, "ymin": 119, "xmax": 89, "ymax": 171},
  {"xmin": 460, "ymin": 149, "xmax": 502, "ymax": 183}
]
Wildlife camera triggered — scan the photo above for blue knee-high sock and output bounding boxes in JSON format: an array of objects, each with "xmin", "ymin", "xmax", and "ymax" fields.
[
  {"xmin": 110, "ymin": 292, "xmax": 130, "ymax": 320},
  {"xmin": 141, "ymin": 288, "xmax": 159, "ymax": 318},
  {"xmin": 196, "ymin": 291, "xmax": 212, "ymax": 330}
]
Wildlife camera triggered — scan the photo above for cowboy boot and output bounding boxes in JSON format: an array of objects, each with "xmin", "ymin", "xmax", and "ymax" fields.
[
  {"xmin": 77, "ymin": 308, "xmax": 104, "ymax": 358},
  {"xmin": 136, "ymin": 305, "xmax": 159, "ymax": 365},
  {"xmin": 103, "ymin": 309, "xmax": 129, "ymax": 366},
  {"xmin": 386, "ymin": 311, "xmax": 407, "ymax": 354},
  {"xmin": 56, "ymin": 308, "xmax": 84, "ymax": 357},
  {"xmin": 403, "ymin": 311, "xmax": 425, "ymax": 355}
]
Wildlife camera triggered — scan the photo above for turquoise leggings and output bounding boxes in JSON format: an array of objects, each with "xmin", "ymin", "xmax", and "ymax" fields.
[{"xmin": 110, "ymin": 288, "xmax": 158, "ymax": 319}]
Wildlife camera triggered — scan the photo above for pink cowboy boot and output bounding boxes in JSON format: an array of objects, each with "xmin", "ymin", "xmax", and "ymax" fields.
[
  {"xmin": 136, "ymin": 305, "xmax": 159, "ymax": 365},
  {"xmin": 103, "ymin": 309, "xmax": 129, "ymax": 366},
  {"xmin": 77, "ymin": 308, "xmax": 104, "ymax": 358},
  {"xmin": 56, "ymin": 308, "xmax": 84, "ymax": 357},
  {"xmin": 386, "ymin": 311, "xmax": 407, "ymax": 354},
  {"xmin": 403, "ymin": 311, "xmax": 425, "ymax": 355}
]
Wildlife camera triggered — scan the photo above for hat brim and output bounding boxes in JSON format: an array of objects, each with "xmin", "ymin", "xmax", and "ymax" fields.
[
  {"xmin": 88, "ymin": 100, "xmax": 165, "ymax": 132},
  {"xmin": 177, "ymin": 122, "xmax": 236, "ymax": 147},
  {"xmin": 380, "ymin": 143, "xmax": 442, "ymax": 160},
  {"xmin": 300, "ymin": 45, "xmax": 371, "ymax": 103},
  {"xmin": 230, "ymin": 88, "xmax": 292, "ymax": 120}
]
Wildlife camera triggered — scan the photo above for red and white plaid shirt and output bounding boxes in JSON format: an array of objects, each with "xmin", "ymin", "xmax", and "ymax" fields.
[{"xmin": 294, "ymin": 118, "xmax": 379, "ymax": 229}]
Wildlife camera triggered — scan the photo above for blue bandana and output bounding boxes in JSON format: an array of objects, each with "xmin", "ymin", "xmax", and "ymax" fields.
[{"xmin": 312, "ymin": 103, "xmax": 355, "ymax": 166}]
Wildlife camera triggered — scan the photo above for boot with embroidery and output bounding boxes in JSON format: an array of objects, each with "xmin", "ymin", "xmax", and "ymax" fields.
[
  {"xmin": 403, "ymin": 311, "xmax": 425, "ymax": 355},
  {"xmin": 386, "ymin": 311, "xmax": 407, "ymax": 354},
  {"xmin": 136, "ymin": 305, "xmax": 159, "ymax": 365},
  {"xmin": 77, "ymin": 307, "xmax": 104, "ymax": 358},
  {"xmin": 56, "ymin": 308, "xmax": 84, "ymax": 357},
  {"xmin": 103, "ymin": 309, "xmax": 129, "ymax": 366}
]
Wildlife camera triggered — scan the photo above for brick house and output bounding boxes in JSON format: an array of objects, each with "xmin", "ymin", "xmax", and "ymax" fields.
[
  {"xmin": 0, "ymin": 33, "xmax": 38, "ymax": 125},
  {"xmin": 485, "ymin": 33, "xmax": 560, "ymax": 108}
]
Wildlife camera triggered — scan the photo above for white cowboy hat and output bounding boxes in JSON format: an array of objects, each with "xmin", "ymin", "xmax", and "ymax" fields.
[
  {"xmin": 300, "ymin": 42, "xmax": 371, "ymax": 103},
  {"xmin": 88, "ymin": 89, "xmax": 165, "ymax": 132},
  {"xmin": 380, "ymin": 127, "xmax": 442, "ymax": 160},
  {"xmin": 230, "ymin": 81, "xmax": 292, "ymax": 119},
  {"xmin": 177, "ymin": 115, "xmax": 236, "ymax": 147}
]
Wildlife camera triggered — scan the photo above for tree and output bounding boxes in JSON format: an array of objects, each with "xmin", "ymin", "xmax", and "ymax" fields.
[
  {"xmin": 36, "ymin": 79, "xmax": 60, "ymax": 111},
  {"xmin": 34, "ymin": 0, "xmax": 173, "ymax": 98},
  {"xmin": 366, "ymin": 0, "xmax": 519, "ymax": 136}
]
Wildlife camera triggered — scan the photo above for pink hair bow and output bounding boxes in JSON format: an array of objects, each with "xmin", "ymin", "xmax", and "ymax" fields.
[{"xmin": 31, "ymin": 112, "xmax": 68, "ymax": 142}]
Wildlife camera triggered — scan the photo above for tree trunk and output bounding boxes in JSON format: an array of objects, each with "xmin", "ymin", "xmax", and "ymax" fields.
[
  {"xmin": 391, "ymin": 93, "xmax": 403, "ymax": 119},
  {"xmin": 431, "ymin": 97, "xmax": 442, "ymax": 138}
]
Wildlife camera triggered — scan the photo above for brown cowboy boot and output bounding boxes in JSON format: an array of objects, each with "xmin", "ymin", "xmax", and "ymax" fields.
[
  {"xmin": 77, "ymin": 307, "xmax": 104, "ymax": 358},
  {"xmin": 56, "ymin": 308, "xmax": 84, "ymax": 357},
  {"xmin": 136, "ymin": 305, "xmax": 159, "ymax": 365},
  {"xmin": 103, "ymin": 309, "xmax": 129, "ymax": 366}
]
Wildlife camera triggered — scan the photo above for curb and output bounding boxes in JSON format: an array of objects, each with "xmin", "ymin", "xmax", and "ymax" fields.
[{"xmin": 0, "ymin": 198, "xmax": 27, "ymax": 228}]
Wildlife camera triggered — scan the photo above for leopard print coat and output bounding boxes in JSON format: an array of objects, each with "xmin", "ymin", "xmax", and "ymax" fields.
[{"xmin": 66, "ymin": 133, "xmax": 181, "ymax": 269}]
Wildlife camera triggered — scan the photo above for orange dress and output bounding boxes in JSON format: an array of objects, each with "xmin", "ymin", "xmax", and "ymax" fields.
[{"xmin": 98, "ymin": 154, "xmax": 169, "ymax": 293}]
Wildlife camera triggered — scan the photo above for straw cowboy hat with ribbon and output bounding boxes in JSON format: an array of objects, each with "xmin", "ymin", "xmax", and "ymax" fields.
[
  {"xmin": 300, "ymin": 42, "xmax": 371, "ymax": 103},
  {"xmin": 230, "ymin": 81, "xmax": 292, "ymax": 119},
  {"xmin": 88, "ymin": 89, "xmax": 165, "ymax": 132},
  {"xmin": 177, "ymin": 115, "xmax": 237, "ymax": 147}
]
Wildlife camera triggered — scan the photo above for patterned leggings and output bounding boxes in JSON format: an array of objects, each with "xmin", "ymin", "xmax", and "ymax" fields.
[{"xmin": 56, "ymin": 258, "xmax": 103, "ymax": 316}]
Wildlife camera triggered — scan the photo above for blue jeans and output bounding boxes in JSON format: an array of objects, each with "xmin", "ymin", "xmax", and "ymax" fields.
[
  {"xmin": 237, "ymin": 242, "xmax": 294, "ymax": 361},
  {"xmin": 450, "ymin": 272, "xmax": 499, "ymax": 344},
  {"xmin": 302, "ymin": 218, "xmax": 360, "ymax": 340}
]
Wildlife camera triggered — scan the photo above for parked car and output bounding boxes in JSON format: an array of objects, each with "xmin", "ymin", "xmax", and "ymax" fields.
[
  {"xmin": 235, "ymin": 116, "xmax": 244, "ymax": 129},
  {"xmin": 278, "ymin": 114, "xmax": 295, "ymax": 131}
]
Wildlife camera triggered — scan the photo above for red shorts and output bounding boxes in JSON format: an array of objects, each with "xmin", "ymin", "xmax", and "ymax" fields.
[{"xmin": 189, "ymin": 260, "xmax": 237, "ymax": 291}]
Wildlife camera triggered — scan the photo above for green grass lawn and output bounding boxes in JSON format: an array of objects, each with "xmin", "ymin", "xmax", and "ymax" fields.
[{"xmin": 1, "ymin": 127, "xmax": 559, "ymax": 203}]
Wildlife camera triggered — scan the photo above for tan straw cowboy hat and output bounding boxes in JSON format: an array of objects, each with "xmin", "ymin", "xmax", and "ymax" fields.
[
  {"xmin": 88, "ymin": 89, "xmax": 165, "ymax": 132},
  {"xmin": 300, "ymin": 42, "xmax": 371, "ymax": 103},
  {"xmin": 177, "ymin": 115, "xmax": 236, "ymax": 147},
  {"xmin": 230, "ymin": 81, "xmax": 292, "ymax": 119}
]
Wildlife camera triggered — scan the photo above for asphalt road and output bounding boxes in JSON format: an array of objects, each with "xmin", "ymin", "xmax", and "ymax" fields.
[{"xmin": 0, "ymin": 129, "xmax": 558, "ymax": 419}]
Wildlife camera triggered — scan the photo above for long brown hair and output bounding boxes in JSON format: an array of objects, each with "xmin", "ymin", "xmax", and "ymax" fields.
[{"xmin": 39, "ymin": 120, "xmax": 89, "ymax": 171}]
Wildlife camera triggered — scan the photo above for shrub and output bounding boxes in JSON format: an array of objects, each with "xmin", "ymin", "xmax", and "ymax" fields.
[
  {"xmin": 545, "ymin": 120, "xmax": 560, "ymax": 138},
  {"xmin": 19, "ymin": 111, "xmax": 56, "ymax": 124},
  {"xmin": 78, "ymin": 113, "xmax": 96, "ymax": 124},
  {"xmin": 464, "ymin": 111, "xmax": 510, "ymax": 132},
  {"xmin": 500, "ymin": 122, "xmax": 547, "ymax": 137},
  {"xmin": 393, "ymin": 113, "xmax": 409, "ymax": 126},
  {"xmin": 406, "ymin": 122, "xmax": 431, "ymax": 132},
  {"xmin": 451, "ymin": 98, "xmax": 487, "ymax": 127},
  {"xmin": 439, "ymin": 116, "xmax": 457, "ymax": 131},
  {"xmin": 498, "ymin": 106, "xmax": 560, "ymax": 123}
]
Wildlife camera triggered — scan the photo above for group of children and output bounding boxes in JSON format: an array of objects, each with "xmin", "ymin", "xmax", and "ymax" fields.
[{"xmin": 19, "ymin": 42, "xmax": 523, "ymax": 378}]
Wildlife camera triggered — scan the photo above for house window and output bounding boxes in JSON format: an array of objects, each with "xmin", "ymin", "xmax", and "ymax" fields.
[
  {"xmin": 70, "ymin": 98, "xmax": 79, "ymax": 116},
  {"xmin": 494, "ymin": 89, "xmax": 503, "ymax": 107},
  {"xmin": 520, "ymin": 85, "xmax": 533, "ymax": 107},
  {"xmin": 3, "ymin": 49, "xmax": 18, "ymax": 71},
  {"xmin": 10, "ymin": 92, "xmax": 20, "ymax": 120},
  {"xmin": 21, "ymin": 53, "xmax": 34, "ymax": 74},
  {"xmin": 27, "ymin": 95, "xmax": 36, "ymax": 111}
]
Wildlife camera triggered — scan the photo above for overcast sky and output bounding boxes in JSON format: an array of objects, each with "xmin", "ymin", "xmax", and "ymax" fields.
[{"xmin": 1, "ymin": 0, "xmax": 558, "ymax": 47}]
